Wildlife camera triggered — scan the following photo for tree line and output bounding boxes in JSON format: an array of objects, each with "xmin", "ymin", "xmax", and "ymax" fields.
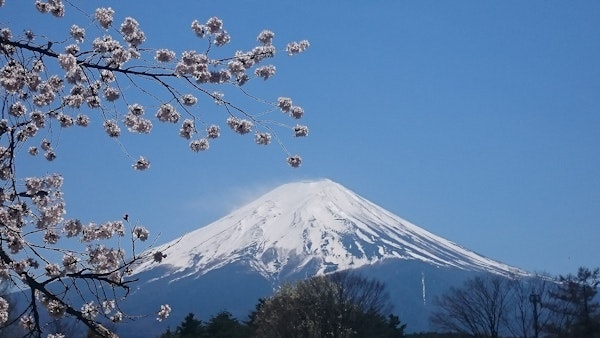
[
  {"xmin": 157, "ymin": 267, "xmax": 599, "ymax": 338},
  {"xmin": 160, "ymin": 271, "xmax": 407, "ymax": 338},
  {"xmin": 430, "ymin": 266, "xmax": 600, "ymax": 338}
]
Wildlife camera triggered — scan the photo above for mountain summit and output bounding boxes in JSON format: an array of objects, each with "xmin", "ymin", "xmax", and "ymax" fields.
[{"xmin": 134, "ymin": 179, "xmax": 524, "ymax": 281}]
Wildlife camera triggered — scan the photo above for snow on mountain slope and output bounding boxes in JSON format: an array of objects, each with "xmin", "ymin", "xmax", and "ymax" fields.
[{"xmin": 133, "ymin": 179, "xmax": 526, "ymax": 281}]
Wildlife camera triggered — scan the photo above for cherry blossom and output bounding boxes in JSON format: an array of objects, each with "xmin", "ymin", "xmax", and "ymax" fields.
[
  {"xmin": 157, "ymin": 304, "xmax": 171, "ymax": 322},
  {"xmin": 0, "ymin": 1, "xmax": 310, "ymax": 336}
]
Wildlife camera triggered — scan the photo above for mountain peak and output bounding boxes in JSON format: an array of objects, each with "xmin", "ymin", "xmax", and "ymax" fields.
[{"xmin": 134, "ymin": 179, "xmax": 526, "ymax": 281}]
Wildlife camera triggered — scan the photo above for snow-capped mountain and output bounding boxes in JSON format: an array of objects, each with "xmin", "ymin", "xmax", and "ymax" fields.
[{"xmin": 134, "ymin": 179, "xmax": 525, "ymax": 282}]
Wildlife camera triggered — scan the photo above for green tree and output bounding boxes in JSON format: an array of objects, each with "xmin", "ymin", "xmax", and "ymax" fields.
[
  {"xmin": 206, "ymin": 311, "xmax": 249, "ymax": 338},
  {"xmin": 249, "ymin": 271, "xmax": 405, "ymax": 338},
  {"xmin": 159, "ymin": 311, "xmax": 251, "ymax": 338},
  {"xmin": 159, "ymin": 327, "xmax": 177, "ymax": 338},
  {"xmin": 544, "ymin": 267, "xmax": 600, "ymax": 338},
  {"xmin": 386, "ymin": 314, "xmax": 408, "ymax": 337},
  {"xmin": 175, "ymin": 313, "xmax": 205, "ymax": 338}
]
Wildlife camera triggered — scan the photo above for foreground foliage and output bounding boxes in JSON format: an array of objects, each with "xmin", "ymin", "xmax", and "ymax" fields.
[{"xmin": 0, "ymin": 0, "xmax": 309, "ymax": 336}]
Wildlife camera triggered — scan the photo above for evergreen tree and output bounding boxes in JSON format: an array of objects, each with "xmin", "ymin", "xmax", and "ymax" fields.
[
  {"xmin": 175, "ymin": 313, "xmax": 205, "ymax": 338},
  {"xmin": 545, "ymin": 267, "xmax": 600, "ymax": 337},
  {"xmin": 159, "ymin": 311, "xmax": 251, "ymax": 338},
  {"xmin": 206, "ymin": 311, "xmax": 249, "ymax": 338},
  {"xmin": 159, "ymin": 327, "xmax": 177, "ymax": 338}
]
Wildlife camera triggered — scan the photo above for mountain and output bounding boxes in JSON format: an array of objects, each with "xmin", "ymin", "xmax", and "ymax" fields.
[
  {"xmin": 133, "ymin": 179, "xmax": 524, "ymax": 281},
  {"xmin": 123, "ymin": 179, "xmax": 527, "ymax": 336}
]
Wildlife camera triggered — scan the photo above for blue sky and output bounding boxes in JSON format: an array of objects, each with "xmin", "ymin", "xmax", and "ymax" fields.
[{"xmin": 5, "ymin": 1, "xmax": 600, "ymax": 276}]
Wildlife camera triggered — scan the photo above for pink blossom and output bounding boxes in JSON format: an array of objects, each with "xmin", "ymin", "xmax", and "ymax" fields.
[
  {"xmin": 95, "ymin": 7, "xmax": 115, "ymax": 29},
  {"xmin": 157, "ymin": 304, "xmax": 171, "ymax": 321}
]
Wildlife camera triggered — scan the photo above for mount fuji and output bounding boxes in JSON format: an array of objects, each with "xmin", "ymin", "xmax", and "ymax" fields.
[
  {"xmin": 123, "ymin": 179, "xmax": 527, "ymax": 336},
  {"xmin": 133, "ymin": 179, "xmax": 523, "ymax": 280}
]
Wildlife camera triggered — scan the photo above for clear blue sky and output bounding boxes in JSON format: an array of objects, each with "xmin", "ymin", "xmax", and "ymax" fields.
[{"xmin": 5, "ymin": 1, "xmax": 600, "ymax": 276}]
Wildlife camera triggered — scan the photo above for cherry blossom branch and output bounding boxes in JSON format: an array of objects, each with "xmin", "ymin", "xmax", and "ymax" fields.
[{"xmin": 0, "ymin": 2, "xmax": 310, "ymax": 336}]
